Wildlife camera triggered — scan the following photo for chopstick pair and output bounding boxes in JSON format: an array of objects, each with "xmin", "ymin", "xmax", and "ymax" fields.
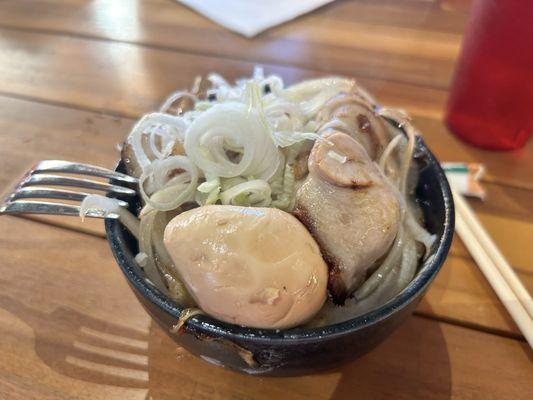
[{"xmin": 451, "ymin": 186, "xmax": 533, "ymax": 348}]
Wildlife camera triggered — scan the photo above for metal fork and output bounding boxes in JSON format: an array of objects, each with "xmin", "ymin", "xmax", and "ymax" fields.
[{"xmin": 0, "ymin": 160, "xmax": 138, "ymax": 219}]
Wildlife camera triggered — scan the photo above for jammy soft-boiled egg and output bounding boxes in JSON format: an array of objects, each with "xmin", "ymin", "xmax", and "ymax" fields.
[{"xmin": 164, "ymin": 205, "xmax": 328, "ymax": 329}]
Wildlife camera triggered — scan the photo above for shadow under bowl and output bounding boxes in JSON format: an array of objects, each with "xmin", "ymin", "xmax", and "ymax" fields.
[{"xmin": 105, "ymin": 135, "xmax": 454, "ymax": 377}]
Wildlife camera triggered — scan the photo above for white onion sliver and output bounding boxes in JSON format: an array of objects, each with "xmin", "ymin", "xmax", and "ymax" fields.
[
  {"xmin": 272, "ymin": 131, "xmax": 319, "ymax": 148},
  {"xmin": 285, "ymin": 77, "xmax": 355, "ymax": 99},
  {"xmin": 319, "ymin": 118, "xmax": 352, "ymax": 135},
  {"xmin": 139, "ymin": 210, "xmax": 168, "ymax": 292},
  {"xmin": 140, "ymin": 156, "xmax": 199, "ymax": 211},
  {"xmin": 128, "ymin": 112, "xmax": 189, "ymax": 173},
  {"xmin": 406, "ymin": 208, "xmax": 436, "ymax": 258},
  {"xmin": 197, "ymin": 177, "xmax": 220, "ymax": 193},
  {"xmin": 79, "ymin": 194, "xmax": 140, "ymax": 238},
  {"xmin": 221, "ymin": 176, "xmax": 247, "ymax": 191},
  {"xmin": 184, "ymin": 102, "xmax": 282, "ymax": 180},
  {"xmin": 264, "ymin": 100, "xmax": 304, "ymax": 132},
  {"xmin": 379, "ymin": 134, "xmax": 403, "ymax": 171},
  {"xmin": 219, "ymin": 180, "xmax": 272, "ymax": 207},
  {"xmin": 397, "ymin": 235, "xmax": 418, "ymax": 287},
  {"xmin": 208, "ymin": 73, "xmax": 230, "ymax": 88},
  {"xmin": 135, "ymin": 252, "xmax": 149, "ymax": 267},
  {"xmin": 79, "ymin": 195, "xmax": 120, "ymax": 220},
  {"xmin": 253, "ymin": 65, "xmax": 265, "ymax": 80},
  {"xmin": 159, "ymin": 91, "xmax": 196, "ymax": 114},
  {"xmin": 355, "ymin": 227, "xmax": 405, "ymax": 300}
]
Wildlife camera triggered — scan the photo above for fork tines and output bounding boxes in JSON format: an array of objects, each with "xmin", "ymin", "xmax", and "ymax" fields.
[{"xmin": 0, "ymin": 160, "xmax": 137, "ymax": 219}]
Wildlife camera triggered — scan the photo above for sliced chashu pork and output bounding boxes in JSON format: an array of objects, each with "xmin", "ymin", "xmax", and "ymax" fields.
[
  {"xmin": 318, "ymin": 92, "xmax": 390, "ymax": 161},
  {"xmin": 294, "ymin": 132, "xmax": 401, "ymax": 304}
]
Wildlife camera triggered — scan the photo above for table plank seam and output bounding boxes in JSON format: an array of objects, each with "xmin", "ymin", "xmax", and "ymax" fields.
[
  {"xmin": 481, "ymin": 177, "xmax": 533, "ymax": 192},
  {"xmin": 0, "ymin": 90, "xmax": 137, "ymax": 121},
  {"xmin": 414, "ymin": 310, "xmax": 526, "ymax": 342},
  {"xmin": 450, "ymin": 251, "xmax": 533, "ymax": 278},
  {"xmin": 17, "ymin": 215, "xmax": 107, "ymax": 239}
]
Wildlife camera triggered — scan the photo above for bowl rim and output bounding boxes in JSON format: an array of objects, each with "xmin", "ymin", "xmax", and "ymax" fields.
[{"xmin": 105, "ymin": 136, "xmax": 454, "ymax": 344}]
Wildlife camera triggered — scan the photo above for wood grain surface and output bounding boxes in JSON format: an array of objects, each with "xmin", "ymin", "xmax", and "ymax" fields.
[
  {"xmin": 0, "ymin": 0, "xmax": 531, "ymax": 399},
  {"xmin": 0, "ymin": 0, "xmax": 467, "ymax": 88}
]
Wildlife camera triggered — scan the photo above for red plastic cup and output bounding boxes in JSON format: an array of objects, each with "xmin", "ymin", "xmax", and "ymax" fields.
[{"xmin": 445, "ymin": 0, "xmax": 533, "ymax": 150}]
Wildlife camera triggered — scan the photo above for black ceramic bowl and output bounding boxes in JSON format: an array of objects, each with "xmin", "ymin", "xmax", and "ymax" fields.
[{"xmin": 105, "ymin": 135, "xmax": 454, "ymax": 377}]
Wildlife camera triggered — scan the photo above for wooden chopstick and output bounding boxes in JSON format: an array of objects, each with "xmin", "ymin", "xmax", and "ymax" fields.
[
  {"xmin": 452, "ymin": 188, "xmax": 533, "ymax": 319},
  {"xmin": 452, "ymin": 188, "xmax": 533, "ymax": 348}
]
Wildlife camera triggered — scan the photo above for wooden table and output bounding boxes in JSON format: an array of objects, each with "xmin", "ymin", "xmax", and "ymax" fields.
[{"xmin": 0, "ymin": 1, "xmax": 531, "ymax": 399}]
